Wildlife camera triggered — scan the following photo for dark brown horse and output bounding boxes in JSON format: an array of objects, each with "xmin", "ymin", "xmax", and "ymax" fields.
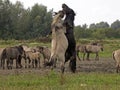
[
  {"xmin": 62, "ymin": 4, "xmax": 76, "ymax": 73},
  {"xmin": 1, "ymin": 45, "xmax": 26, "ymax": 69}
]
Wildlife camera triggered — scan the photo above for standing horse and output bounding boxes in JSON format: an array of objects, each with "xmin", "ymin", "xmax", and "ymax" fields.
[
  {"xmin": 25, "ymin": 51, "xmax": 41, "ymax": 68},
  {"xmin": 112, "ymin": 49, "xmax": 120, "ymax": 73},
  {"xmin": 85, "ymin": 44, "xmax": 103, "ymax": 60},
  {"xmin": 76, "ymin": 44, "xmax": 86, "ymax": 61},
  {"xmin": 1, "ymin": 45, "xmax": 26, "ymax": 69},
  {"xmin": 46, "ymin": 11, "xmax": 68, "ymax": 73}
]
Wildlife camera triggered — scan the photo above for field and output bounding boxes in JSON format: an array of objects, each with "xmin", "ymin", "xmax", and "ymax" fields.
[{"xmin": 0, "ymin": 39, "xmax": 120, "ymax": 90}]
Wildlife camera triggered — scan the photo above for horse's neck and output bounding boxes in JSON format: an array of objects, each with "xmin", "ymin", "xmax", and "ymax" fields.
[{"xmin": 52, "ymin": 16, "xmax": 61, "ymax": 26}]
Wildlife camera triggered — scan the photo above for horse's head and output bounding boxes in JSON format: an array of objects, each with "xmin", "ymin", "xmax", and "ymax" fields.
[
  {"xmin": 51, "ymin": 10, "xmax": 64, "ymax": 27},
  {"xmin": 17, "ymin": 45, "xmax": 26, "ymax": 58}
]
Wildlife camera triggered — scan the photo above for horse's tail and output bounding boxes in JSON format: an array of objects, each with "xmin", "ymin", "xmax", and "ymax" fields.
[
  {"xmin": 112, "ymin": 51, "xmax": 115, "ymax": 61},
  {"xmin": 44, "ymin": 56, "xmax": 54, "ymax": 67},
  {"xmin": 1, "ymin": 49, "xmax": 6, "ymax": 68}
]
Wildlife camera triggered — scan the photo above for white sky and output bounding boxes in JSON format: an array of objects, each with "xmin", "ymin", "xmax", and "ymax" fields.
[{"xmin": 10, "ymin": 0, "xmax": 120, "ymax": 26}]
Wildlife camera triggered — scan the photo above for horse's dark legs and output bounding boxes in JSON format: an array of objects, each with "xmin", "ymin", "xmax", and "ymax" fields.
[
  {"xmin": 9, "ymin": 59, "xmax": 13, "ymax": 69},
  {"xmin": 1, "ymin": 59, "xmax": 5, "ymax": 69},
  {"xmin": 18, "ymin": 56, "xmax": 22, "ymax": 68},
  {"xmin": 24, "ymin": 57, "xmax": 27, "ymax": 68},
  {"xmin": 28, "ymin": 58, "xmax": 31, "ymax": 68},
  {"xmin": 38, "ymin": 57, "xmax": 41, "ymax": 68},
  {"xmin": 86, "ymin": 52, "xmax": 90, "ymax": 60},
  {"xmin": 116, "ymin": 64, "xmax": 119, "ymax": 73},
  {"xmin": 83, "ymin": 52, "xmax": 86, "ymax": 61},
  {"xmin": 35, "ymin": 59, "xmax": 38, "ymax": 68},
  {"xmin": 76, "ymin": 51, "xmax": 81, "ymax": 61},
  {"xmin": 69, "ymin": 51, "xmax": 76, "ymax": 73},
  {"xmin": 65, "ymin": 50, "xmax": 76, "ymax": 73},
  {"xmin": 32, "ymin": 59, "xmax": 35, "ymax": 68}
]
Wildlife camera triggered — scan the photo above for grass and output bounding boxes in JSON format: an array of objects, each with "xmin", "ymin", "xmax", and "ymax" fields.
[
  {"xmin": 0, "ymin": 39, "xmax": 120, "ymax": 89},
  {"xmin": 0, "ymin": 72, "xmax": 120, "ymax": 90}
]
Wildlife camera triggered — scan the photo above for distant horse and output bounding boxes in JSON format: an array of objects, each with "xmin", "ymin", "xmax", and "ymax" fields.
[
  {"xmin": 76, "ymin": 44, "xmax": 86, "ymax": 61},
  {"xmin": 112, "ymin": 49, "xmax": 120, "ymax": 73},
  {"xmin": 1, "ymin": 45, "xmax": 26, "ymax": 69},
  {"xmin": 46, "ymin": 11, "xmax": 68, "ymax": 73},
  {"xmin": 25, "ymin": 51, "xmax": 41, "ymax": 68},
  {"xmin": 85, "ymin": 44, "xmax": 103, "ymax": 60}
]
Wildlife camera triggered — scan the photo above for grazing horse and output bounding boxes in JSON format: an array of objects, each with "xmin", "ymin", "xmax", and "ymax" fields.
[
  {"xmin": 1, "ymin": 45, "xmax": 26, "ymax": 69},
  {"xmin": 46, "ymin": 11, "xmax": 68, "ymax": 73},
  {"xmin": 112, "ymin": 49, "xmax": 120, "ymax": 73},
  {"xmin": 85, "ymin": 44, "xmax": 103, "ymax": 60}
]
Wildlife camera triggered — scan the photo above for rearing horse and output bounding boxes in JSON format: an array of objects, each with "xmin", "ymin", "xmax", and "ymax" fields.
[{"xmin": 48, "ymin": 11, "xmax": 68, "ymax": 73}]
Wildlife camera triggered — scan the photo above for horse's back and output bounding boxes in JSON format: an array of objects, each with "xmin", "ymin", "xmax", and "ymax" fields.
[
  {"xmin": 113, "ymin": 49, "xmax": 120, "ymax": 62},
  {"xmin": 86, "ymin": 45, "xmax": 101, "ymax": 53}
]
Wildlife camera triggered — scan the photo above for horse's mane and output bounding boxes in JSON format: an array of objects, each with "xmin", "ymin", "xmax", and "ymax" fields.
[
  {"xmin": 51, "ymin": 11, "xmax": 64, "ymax": 27},
  {"xmin": 51, "ymin": 14, "xmax": 61, "ymax": 26}
]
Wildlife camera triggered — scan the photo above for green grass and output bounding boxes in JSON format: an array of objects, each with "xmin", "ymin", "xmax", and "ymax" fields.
[
  {"xmin": 0, "ymin": 72, "xmax": 120, "ymax": 90},
  {"xmin": 0, "ymin": 39, "xmax": 120, "ymax": 89}
]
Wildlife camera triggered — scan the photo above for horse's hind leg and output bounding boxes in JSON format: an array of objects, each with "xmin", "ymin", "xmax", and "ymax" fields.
[
  {"xmin": 35, "ymin": 59, "xmax": 38, "ymax": 68},
  {"xmin": 86, "ymin": 53, "xmax": 90, "ymax": 60},
  {"xmin": 18, "ymin": 56, "xmax": 22, "ymax": 68},
  {"xmin": 59, "ymin": 54, "xmax": 66, "ymax": 74},
  {"xmin": 1, "ymin": 59, "xmax": 5, "ymax": 69},
  {"xmin": 38, "ymin": 58, "xmax": 41, "ymax": 68},
  {"xmin": 25, "ymin": 58, "xmax": 27, "ymax": 68}
]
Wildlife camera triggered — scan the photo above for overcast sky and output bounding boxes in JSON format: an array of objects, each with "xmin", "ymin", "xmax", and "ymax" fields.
[{"xmin": 10, "ymin": 0, "xmax": 120, "ymax": 26}]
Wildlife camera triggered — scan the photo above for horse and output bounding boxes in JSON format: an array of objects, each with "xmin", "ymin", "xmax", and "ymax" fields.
[
  {"xmin": 22, "ymin": 44, "xmax": 36, "ymax": 52},
  {"xmin": 76, "ymin": 44, "xmax": 86, "ymax": 61},
  {"xmin": 46, "ymin": 10, "xmax": 68, "ymax": 73},
  {"xmin": 112, "ymin": 49, "xmax": 120, "ymax": 73},
  {"xmin": 85, "ymin": 44, "xmax": 103, "ymax": 60},
  {"xmin": 1, "ymin": 45, "xmax": 26, "ymax": 69},
  {"xmin": 25, "ymin": 51, "xmax": 41, "ymax": 68},
  {"xmin": 36, "ymin": 46, "xmax": 51, "ymax": 66}
]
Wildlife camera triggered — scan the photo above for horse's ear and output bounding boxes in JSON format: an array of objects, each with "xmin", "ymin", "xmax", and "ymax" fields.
[
  {"xmin": 38, "ymin": 46, "xmax": 44, "ymax": 51},
  {"xmin": 53, "ymin": 12, "xmax": 58, "ymax": 16}
]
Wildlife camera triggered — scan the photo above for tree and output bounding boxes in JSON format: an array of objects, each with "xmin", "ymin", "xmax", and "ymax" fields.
[{"xmin": 111, "ymin": 20, "xmax": 120, "ymax": 30}]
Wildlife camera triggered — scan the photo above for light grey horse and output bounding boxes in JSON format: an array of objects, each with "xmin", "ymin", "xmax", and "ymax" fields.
[
  {"xmin": 85, "ymin": 44, "xmax": 103, "ymax": 60},
  {"xmin": 112, "ymin": 49, "xmax": 120, "ymax": 73}
]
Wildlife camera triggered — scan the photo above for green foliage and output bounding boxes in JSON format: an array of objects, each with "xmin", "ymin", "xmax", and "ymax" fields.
[
  {"xmin": 0, "ymin": 0, "xmax": 52, "ymax": 40},
  {"xmin": 0, "ymin": 0, "xmax": 120, "ymax": 40}
]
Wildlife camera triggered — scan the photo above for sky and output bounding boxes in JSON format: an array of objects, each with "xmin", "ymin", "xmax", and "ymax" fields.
[{"xmin": 10, "ymin": 0, "xmax": 120, "ymax": 26}]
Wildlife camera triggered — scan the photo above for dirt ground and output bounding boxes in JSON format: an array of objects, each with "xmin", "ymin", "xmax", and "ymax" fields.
[{"xmin": 0, "ymin": 57, "xmax": 116, "ymax": 75}]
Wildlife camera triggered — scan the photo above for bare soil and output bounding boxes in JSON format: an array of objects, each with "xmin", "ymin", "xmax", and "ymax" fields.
[{"xmin": 0, "ymin": 57, "xmax": 116, "ymax": 75}]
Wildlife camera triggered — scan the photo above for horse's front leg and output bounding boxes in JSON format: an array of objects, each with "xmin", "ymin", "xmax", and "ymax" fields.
[
  {"xmin": 95, "ymin": 52, "xmax": 99, "ymax": 60},
  {"xmin": 86, "ymin": 52, "xmax": 90, "ymax": 61},
  {"xmin": 83, "ymin": 52, "xmax": 86, "ymax": 61}
]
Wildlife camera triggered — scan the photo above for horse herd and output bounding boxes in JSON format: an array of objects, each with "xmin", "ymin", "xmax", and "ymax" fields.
[
  {"xmin": 0, "ymin": 42, "xmax": 103, "ymax": 69},
  {"xmin": 0, "ymin": 41, "xmax": 120, "ymax": 73},
  {"xmin": 0, "ymin": 11, "xmax": 120, "ymax": 74}
]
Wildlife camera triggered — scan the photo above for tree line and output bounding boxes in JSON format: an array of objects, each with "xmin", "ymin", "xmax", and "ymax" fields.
[
  {"xmin": 0, "ymin": 0, "xmax": 52, "ymax": 40},
  {"xmin": 0, "ymin": 0, "xmax": 120, "ymax": 40},
  {"xmin": 74, "ymin": 20, "xmax": 120, "ymax": 40}
]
